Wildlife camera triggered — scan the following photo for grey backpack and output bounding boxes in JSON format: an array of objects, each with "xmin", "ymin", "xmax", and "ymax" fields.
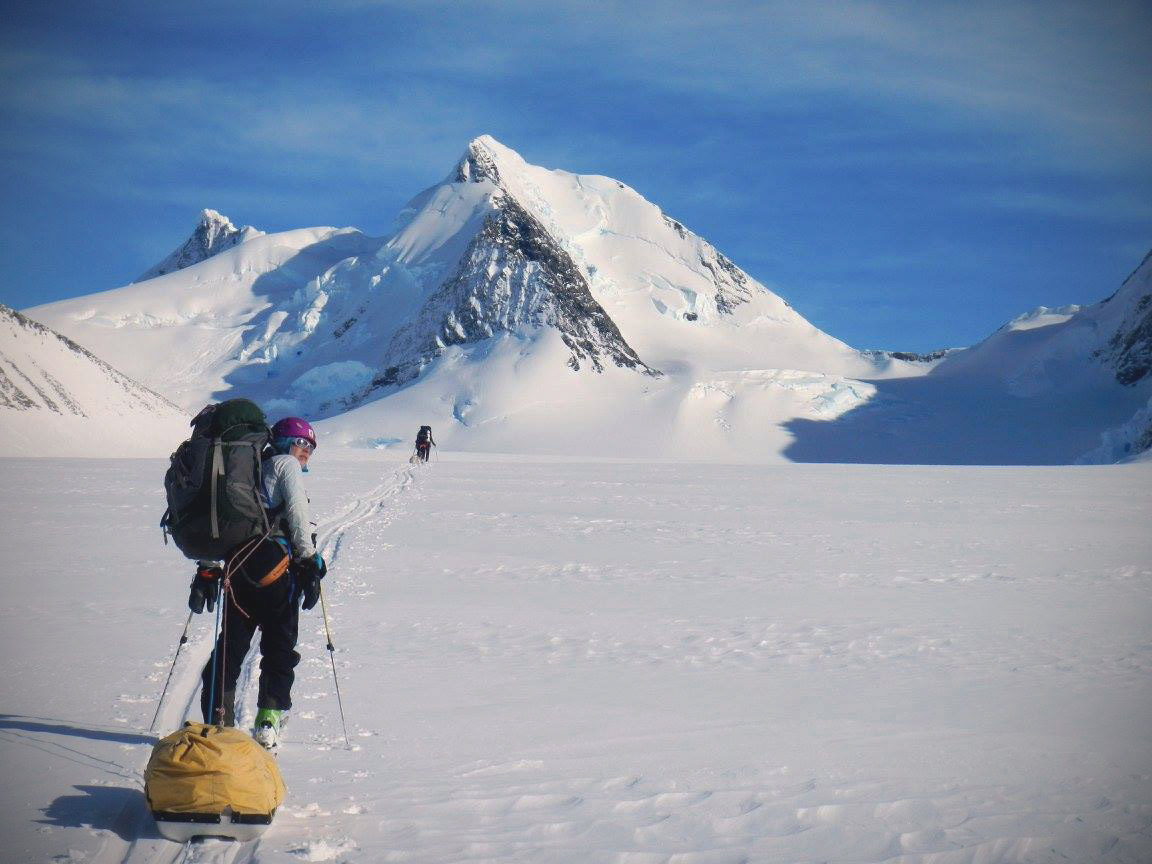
[{"xmin": 160, "ymin": 399, "xmax": 271, "ymax": 561}]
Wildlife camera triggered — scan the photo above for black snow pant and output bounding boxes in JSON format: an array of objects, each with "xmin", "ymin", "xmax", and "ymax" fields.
[
  {"xmin": 416, "ymin": 443, "xmax": 430, "ymax": 461},
  {"xmin": 200, "ymin": 569, "xmax": 300, "ymax": 724}
]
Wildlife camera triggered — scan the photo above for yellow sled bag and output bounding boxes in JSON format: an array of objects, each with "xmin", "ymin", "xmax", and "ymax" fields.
[{"xmin": 145, "ymin": 722, "xmax": 285, "ymax": 840}]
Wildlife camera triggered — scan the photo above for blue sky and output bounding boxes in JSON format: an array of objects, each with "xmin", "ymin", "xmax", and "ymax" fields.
[{"xmin": 1, "ymin": 0, "xmax": 1149, "ymax": 352}]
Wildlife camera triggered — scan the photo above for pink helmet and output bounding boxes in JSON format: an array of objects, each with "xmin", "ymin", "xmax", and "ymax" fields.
[{"xmin": 271, "ymin": 416, "xmax": 317, "ymax": 449}]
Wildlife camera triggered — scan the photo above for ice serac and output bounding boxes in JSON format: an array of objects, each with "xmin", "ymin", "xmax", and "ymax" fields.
[
  {"xmin": 0, "ymin": 304, "xmax": 187, "ymax": 455},
  {"xmin": 136, "ymin": 209, "xmax": 264, "ymax": 282}
]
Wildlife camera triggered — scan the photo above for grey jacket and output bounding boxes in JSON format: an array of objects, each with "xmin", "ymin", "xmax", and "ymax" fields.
[{"xmin": 261, "ymin": 454, "xmax": 316, "ymax": 560}]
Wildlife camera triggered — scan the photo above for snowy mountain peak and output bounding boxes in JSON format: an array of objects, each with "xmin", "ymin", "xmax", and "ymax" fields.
[
  {"xmin": 135, "ymin": 208, "xmax": 264, "ymax": 282},
  {"xmin": 199, "ymin": 207, "xmax": 234, "ymax": 229},
  {"xmin": 455, "ymin": 136, "xmax": 504, "ymax": 185},
  {"xmin": 452, "ymin": 135, "xmax": 532, "ymax": 187},
  {"xmin": 27, "ymin": 136, "xmax": 889, "ymax": 444}
]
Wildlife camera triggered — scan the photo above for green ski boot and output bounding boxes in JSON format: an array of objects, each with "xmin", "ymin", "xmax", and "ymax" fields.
[{"xmin": 254, "ymin": 708, "xmax": 287, "ymax": 749}]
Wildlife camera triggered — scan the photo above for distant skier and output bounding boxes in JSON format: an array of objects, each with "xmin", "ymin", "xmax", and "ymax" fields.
[
  {"xmin": 189, "ymin": 416, "xmax": 327, "ymax": 748},
  {"xmin": 415, "ymin": 425, "xmax": 435, "ymax": 462}
]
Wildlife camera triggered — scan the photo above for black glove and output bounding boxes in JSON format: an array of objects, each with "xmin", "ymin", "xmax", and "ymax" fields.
[
  {"xmin": 296, "ymin": 553, "xmax": 326, "ymax": 610},
  {"xmin": 188, "ymin": 566, "xmax": 222, "ymax": 614}
]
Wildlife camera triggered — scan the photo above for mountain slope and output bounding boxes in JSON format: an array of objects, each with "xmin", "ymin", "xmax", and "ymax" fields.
[
  {"xmin": 29, "ymin": 224, "xmax": 378, "ymax": 411},
  {"xmin": 0, "ymin": 304, "xmax": 188, "ymax": 456},
  {"xmin": 1098, "ymin": 249, "xmax": 1152, "ymax": 387},
  {"xmin": 444, "ymin": 137, "xmax": 881, "ymax": 378},
  {"xmin": 782, "ymin": 249, "xmax": 1152, "ymax": 464}
]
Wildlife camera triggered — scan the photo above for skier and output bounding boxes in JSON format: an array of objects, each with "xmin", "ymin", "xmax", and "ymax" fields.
[
  {"xmin": 415, "ymin": 425, "xmax": 435, "ymax": 462},
  {"xmin": 189, "ymin": 416, "xmax": 327, "ymax": 748}
]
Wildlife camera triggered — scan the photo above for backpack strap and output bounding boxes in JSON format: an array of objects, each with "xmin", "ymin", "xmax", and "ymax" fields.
[{"xmin": 209, "ymin": 440, "xmax": 224, "ymax": 539}]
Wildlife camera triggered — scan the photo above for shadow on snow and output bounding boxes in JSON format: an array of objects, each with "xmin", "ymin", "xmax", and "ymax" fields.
[{"xmin": 781, "ymin": 368, "xmax": 1146, "ymax": 465}]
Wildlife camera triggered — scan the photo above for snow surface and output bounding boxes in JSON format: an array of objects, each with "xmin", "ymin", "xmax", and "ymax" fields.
[{"xmin": 3, "ymin": 456, "xmax": 1150, "ymax": 863}]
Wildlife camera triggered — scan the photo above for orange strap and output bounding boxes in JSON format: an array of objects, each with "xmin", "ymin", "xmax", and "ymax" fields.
[
  {"xmin": 221, "ymin": 533, "xmax": 290, "ymax": 619},
  {"xmin": 257, "ymin": 553, "xmax": 291, "ymax": 587}
]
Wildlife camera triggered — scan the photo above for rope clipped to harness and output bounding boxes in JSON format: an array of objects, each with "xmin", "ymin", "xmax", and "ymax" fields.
[{"xmin": 219, "ymin": 530, "xmax": 287, "ymax": 621}]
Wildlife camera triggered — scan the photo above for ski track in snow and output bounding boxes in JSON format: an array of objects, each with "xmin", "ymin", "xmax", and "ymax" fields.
[{"xmin": 89, "ymin": 462, "xmax": 423, "ymax": 864}]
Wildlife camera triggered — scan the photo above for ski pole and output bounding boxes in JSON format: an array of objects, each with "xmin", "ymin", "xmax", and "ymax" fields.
[
  {"xmin": 150, "ymin": 610, "xmax": 195, "ymax": 733},
  {"xmin": 205, "ymin": 585, "xmax": 223, "ymax": 731},
  {"xmin": 318, "ymin": 584, "xmax": 351, "ymax": 749}
]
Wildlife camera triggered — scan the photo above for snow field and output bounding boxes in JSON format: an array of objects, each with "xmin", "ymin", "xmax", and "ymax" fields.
[{"xmin": 1, "ymin": 457, "xmax": 1150, "ymax": 862}]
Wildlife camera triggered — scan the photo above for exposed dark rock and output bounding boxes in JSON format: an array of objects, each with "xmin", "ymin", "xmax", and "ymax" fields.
[
  {"xmin": 663, "ymin": 216, "xmax": 687, "ymax": 239},
  {"xmin": 699, "ymin": 247, "xmax": 753, "ymax": 314},
  {"xmin": 889, "ymin": 349, "xmax": 952, "ymax": 363},
  {"xmin": 421, "ymin": 194, "xmax": 656, "ymax": 374},
  {"xmin": 455, "ymin": 141, "xmax": 502, "ymax": 185},
  {"xmin": 342, "ymin": 193, "xmax": 659, "ymax": 406},
  {"xmin": 0, "ymin": 355, "xmax": 51, "ymax": 411},
  {"xmin": 1108, "ymin": 292, "xmax": 1152, "ymax": 385}
]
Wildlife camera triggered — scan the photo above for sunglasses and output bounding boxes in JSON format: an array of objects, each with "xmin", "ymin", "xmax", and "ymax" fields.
[{"xmin": 290, "ymin": 437, "xmax": 316, "ymax": 453}]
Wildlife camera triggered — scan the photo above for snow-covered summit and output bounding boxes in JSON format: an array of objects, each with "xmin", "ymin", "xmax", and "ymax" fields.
[
  {"xmin": 453, "ymin": 135, "xmax": 514, "ymax": 185},
  {"xmin": 135, "ymin": 208, "xmax": 264, "ymax": 282},
  {"xmin": 32, "ymin": 137, "xmax": 893, "ymax": 421},
  {"xmin": 379, "ymin": 135, "xmax": 885, "ymax": 381}
]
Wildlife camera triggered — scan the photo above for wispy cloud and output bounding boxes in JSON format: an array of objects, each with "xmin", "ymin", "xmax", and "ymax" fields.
[
  {"xmin": 4, "ymin": 1, "xmax": 1148, "ymax": 182},
  {"xmin": 0, "ymin": 0, "xmax": 1148, "ymax": 346}
]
